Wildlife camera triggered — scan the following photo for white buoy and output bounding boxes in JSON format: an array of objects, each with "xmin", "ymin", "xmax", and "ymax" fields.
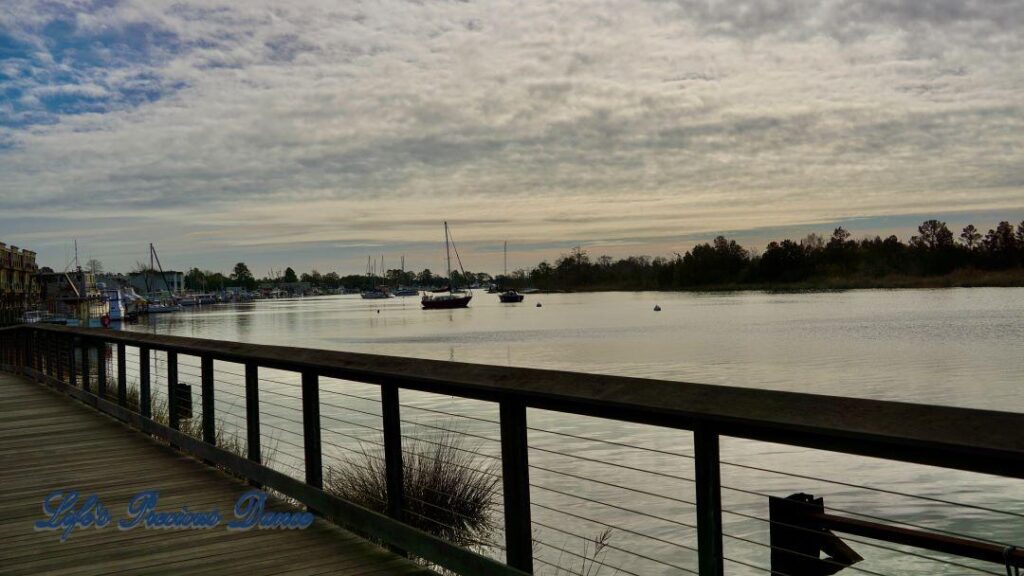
[{"xmin": 654, "ymin": 305, "xmax": 661, "ymax": 311}]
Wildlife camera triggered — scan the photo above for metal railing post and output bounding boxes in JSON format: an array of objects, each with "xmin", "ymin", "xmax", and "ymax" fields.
[
  {"xmin": 35, "ymin": 330, "xmax": 41, "ymax": 376},
  {"xmin": 695, "ymin": 427, "xmax": 724, "ymax": 576},
  {"xmin": 245, "ymin": 363, "xmax": 261, "ymax": 465},
  {"xmin": 500, "ymin": 399, "xmax": 534, "ymax": 574},
  {"xmin": 117, "ymin": 343, "xmax": 127, "ymax": 406},
  {"xmin": 96, "ymin": 340, "xmax": 107, "ymax": 399},
  {"xmin": 201, "ymin": 355, "xmax": 215, "ymax": 445},
  {"xmin": 68, "ymin": 336, "xmax": 77, "ymax": 387},
  {"xmin": 27, "ymin": 330, "xmax": 34, "ymax": 377},
  {"xmin": 139, "ymin": 346, "xmax": 151, "ymax": 418},
  {"xmin": 80, "ymin": 339, "xmax": 90, "ymax": 393},
  {"xmin": 19, "ymin": 329, "xmax": 27, "ymax": 371},
  {"xmin": 46, "ymin": 332, "xmax": 54, "ymax": 378},
  {"xmin": 381, "ymin": 384, "xmax": 405, "ymax": 522},
  {"xmin": 56, "ymin": 334, "xmax": 64, "ymax": 383},
  {"xmin": 301, "ymin": 370, "xmax": 323, "ymax": 489},
  {"xmin": 167, "ymin": 351, "xmax": 179, "ymax": 430}
]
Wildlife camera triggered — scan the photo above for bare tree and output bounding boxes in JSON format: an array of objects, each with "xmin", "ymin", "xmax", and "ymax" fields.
[{"xmin": 85, "ymin": 258, "xmax": 104, "ymax": 274}]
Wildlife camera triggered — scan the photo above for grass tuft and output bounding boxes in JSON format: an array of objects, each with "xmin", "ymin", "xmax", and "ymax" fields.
[{"xmin": 325, "ymin": 426, "xmax": 500, "ymax": 549}]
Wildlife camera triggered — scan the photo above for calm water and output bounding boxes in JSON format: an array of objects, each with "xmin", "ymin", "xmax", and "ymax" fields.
[{"xmin": 126, "ymin": 289, "xmax": 1024, "ymax": 575}]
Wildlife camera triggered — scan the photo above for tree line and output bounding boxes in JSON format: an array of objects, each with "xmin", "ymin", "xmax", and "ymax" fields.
[
  {"xmin": 183, "ymin": 263, "xmax": 494, "ymax": 292},
  {"xmin": 180, "ymin": 218, "xmax": 1024, "ymax": 292},
  {"xmin": 503, "ymin": 218, "xmax": 1024, "ymax": 291}
]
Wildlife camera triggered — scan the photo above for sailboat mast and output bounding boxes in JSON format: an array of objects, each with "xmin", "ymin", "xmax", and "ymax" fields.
[
  {"xmin": 504, "ymin": 241, "xmax": 508, "ymax": 277},
  {"xmin": 444, "ymin": 221, "xmax": 452, "ymax": 287}
]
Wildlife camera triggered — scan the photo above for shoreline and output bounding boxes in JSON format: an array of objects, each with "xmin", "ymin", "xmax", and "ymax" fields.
[{"xmin": 526, "ymin": 268, "xmax": 1024, "ymax": 294}]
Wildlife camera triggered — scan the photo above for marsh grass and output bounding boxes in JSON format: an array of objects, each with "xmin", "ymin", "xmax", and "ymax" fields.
[
  {"xmin": 541, "ymin": 528, "xmax": 618, "ymax": 576},
  {"xmin": 112, "ymin": 379, "xmax": 279, "ymax": 475},
  {"xmin": 324, "ymin": 426, "xmax": 500, "ymax": 549}
]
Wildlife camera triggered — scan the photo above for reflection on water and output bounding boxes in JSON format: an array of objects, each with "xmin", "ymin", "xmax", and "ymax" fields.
[{"xmin": 125, "ymin": 289, "xmax": 1024, "ymax": 575}]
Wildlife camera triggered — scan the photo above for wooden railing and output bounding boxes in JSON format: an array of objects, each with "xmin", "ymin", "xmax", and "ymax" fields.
[{"xmin": 1, "ymin": 323, "xmax": 1022, "ymax": 575}]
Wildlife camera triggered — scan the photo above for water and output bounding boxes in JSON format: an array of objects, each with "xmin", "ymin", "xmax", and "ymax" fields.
[{"xmin": 126, "ymin": 289, "xmax": 1024, "ymax": 575}]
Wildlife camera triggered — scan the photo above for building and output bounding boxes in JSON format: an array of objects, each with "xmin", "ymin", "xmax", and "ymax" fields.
[
  {"xmin": 37, "ymin": 269, "xmax": 108, "ymax": 323},
  {"xmin": 0, "ymin": 242, "xmax": 39, "ymax": 325},
  {"xmin": 128, "ymin": 270, "xmax": 184, "ymax": 296}
]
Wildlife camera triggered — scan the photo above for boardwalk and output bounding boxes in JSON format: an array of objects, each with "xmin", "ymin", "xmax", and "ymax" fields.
[{"xmin": 0, "ymin": 372, "xmax": 434, "ymax": 576}]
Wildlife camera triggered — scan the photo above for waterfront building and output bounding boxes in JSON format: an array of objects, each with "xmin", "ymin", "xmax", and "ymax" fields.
[
  {"xmin": 0, "ymin": 242, "xmax": 39, "ymax": 325},
  {"xmin": 37, "ymin": 269, "xmax": 109, "ymax": 325}
]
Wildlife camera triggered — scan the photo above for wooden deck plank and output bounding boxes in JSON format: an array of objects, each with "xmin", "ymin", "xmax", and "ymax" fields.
[{"xmin": 0, "ymin": 372, "xmax": 434, "ymax": 576}]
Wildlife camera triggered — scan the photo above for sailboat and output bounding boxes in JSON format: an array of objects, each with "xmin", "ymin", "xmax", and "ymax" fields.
[
  {"xmin": 421, "ymin": 222, "xmax": 472, "ymax": 309},
  {"xmin": 498, "ymin": 240, "xmax": 524, "ymax": 303},
  {"xmin": 393, "ymin": 255, "xmax": 419, "ymax": 297},
  {"xmin": 361, "ymin": 255, "xmax": 392, "ymax": 299}
]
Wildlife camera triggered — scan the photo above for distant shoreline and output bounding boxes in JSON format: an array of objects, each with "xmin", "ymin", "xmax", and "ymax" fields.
[{"xmin": 527, "ymin": 268, "xmax": 1024, "ymax": 294}]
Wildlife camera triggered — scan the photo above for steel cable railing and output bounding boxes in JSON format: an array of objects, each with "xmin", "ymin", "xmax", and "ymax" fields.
[
  {"xmin": 62, "ymin": 349, "xmax": 1020, "ymax": 575},
  {"xmin": 6, "ymin": 326, "xmax": 1024, "ymax": 576}
]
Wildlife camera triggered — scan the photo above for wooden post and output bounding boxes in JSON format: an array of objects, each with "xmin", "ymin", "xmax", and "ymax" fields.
[
  {"xmin": 167, "ymin": 351, "xmax": 179, "ymax": 430},
  {"xmin": 139, "ymin": 346, "xmax": 151, "ymax": 418},
  {"xmin": 381, "ymin": 384, "xmax": 405, "ymax": 522},
  {"xmin": 201, "ymin": 355, "xmax": 215, "ymax": 445},
  {"xmin": 500, "ymin": 400, "xmax": 534, "ymax": 574},
  {"xmin": 695, "ymin": 427, "xmax": 724, "ymax": 576},
  {"xmin": 245, "ymin": 363, "xmax": 261, "ymax": 465},
  {"xmin": 301, "ymin": 371, "xmax": 323, "ymax": 489},
  {"xmin": 117, "ymin": 343, "xmax": 127, "ymax": 406}
]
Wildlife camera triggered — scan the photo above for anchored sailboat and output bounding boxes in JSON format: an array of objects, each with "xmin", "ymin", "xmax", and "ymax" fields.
[
  {"xmin": 361, "ymin": 255, "xmax": 392, "ymax": 299},
  {"xmin": 421, "ymin": 222, "xmax": 472, "ymax": 309},
  {"xmin": 498, "ymin": 240, "xmax": 524, "ymax": 303}
]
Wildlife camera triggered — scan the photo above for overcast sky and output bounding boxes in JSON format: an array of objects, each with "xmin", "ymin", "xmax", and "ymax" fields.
[{"xmin": 2, "ymin": 0, "xmax": 1022, "ymax": 275}]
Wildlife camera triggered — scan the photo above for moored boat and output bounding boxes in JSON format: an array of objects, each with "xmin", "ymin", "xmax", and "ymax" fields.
[
  {"xmin": 422, "ymin": 290, "xmax": 472, "ymax": 309},
  {"xmin": 360, "ymin": 288, "xmax": 392, "ymax": 299},
  {"xmin": 422, "ymin": 222, "xmax": 472, "ymax": 310},
  {"xmin": 497, "ymin": 241, "xmax": 525, "ymax": 303},
  {"xmin": 498, "ymin": 290, "xmax": 524, "ymax": 303}
]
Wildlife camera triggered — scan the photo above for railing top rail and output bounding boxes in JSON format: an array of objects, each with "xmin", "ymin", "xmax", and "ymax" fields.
[{"xmin": 13, "ymin": 324, "xmax": 1024, "ymax": 478}]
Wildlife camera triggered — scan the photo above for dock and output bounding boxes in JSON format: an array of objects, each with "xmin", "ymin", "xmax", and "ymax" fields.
[{"xmin": 0, "ymin": 372, "xmax": 433, "ymax": 576}]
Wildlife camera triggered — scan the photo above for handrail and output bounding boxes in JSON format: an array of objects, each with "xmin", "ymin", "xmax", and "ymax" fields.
[
  {"xmin": 11, "ymin": 323, "xmax": 1024, "ymax": 479},
  {"xmin": 3, "ymin": 323, "xmax": 1023, "ymax": 576}
]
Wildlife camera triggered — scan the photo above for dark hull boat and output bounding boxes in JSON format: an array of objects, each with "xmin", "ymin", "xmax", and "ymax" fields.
[
  {"xmin": 498, "ymin": 290, "xmax": 524, "ymax": 303},
  {"xmin": 422, "ymin": 222, "xmax": 472, "ymax": 310},
  {"xmin": 421, "ymin": 292, "xmax": 472, "ymax": 309},
  {"xmin": 496, "ymin": 242, "xmax": 525, "ymax": 303}
]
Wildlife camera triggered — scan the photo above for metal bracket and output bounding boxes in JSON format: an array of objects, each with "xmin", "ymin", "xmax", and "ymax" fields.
[{"xmin": 769, "ymin": 493, "xmax": 863, "ymax": 576}]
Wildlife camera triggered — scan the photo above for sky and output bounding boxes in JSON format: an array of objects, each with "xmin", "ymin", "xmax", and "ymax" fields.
[{"xmin": 1, "ymin": 0, "xmax": 1022, "ymax": 276}]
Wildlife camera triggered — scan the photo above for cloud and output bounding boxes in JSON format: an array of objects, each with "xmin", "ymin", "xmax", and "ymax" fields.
[{"xmin": 0, "ymin": 0, "xmax": 1022, "ymax": 272}]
